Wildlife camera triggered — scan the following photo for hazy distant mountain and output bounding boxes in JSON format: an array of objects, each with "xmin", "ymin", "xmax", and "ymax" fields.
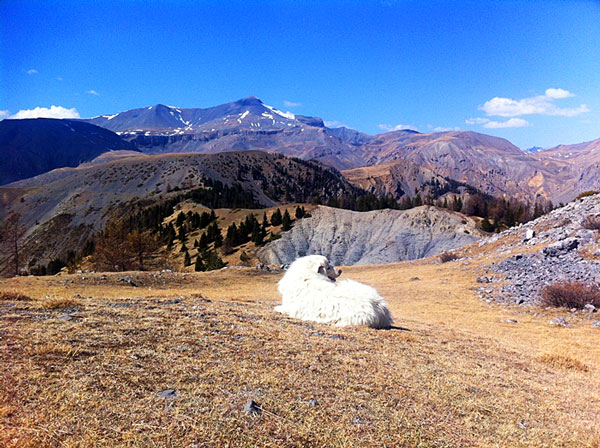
[
  {"xmin": 81, "ymin": 97, "xmax": 370, "ymax": 169},
  {"xmin": 77, "ymin": 97, "xmax": 600, "ymax": 204},
  {"xmin": 0, "ymin": 118, "xmax": 135, "ymax": 185}
]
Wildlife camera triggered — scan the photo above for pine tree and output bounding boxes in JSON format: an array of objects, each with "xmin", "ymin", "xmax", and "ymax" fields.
[
  {"xmin": 198, "ymin": 233, "xmax": 209, "ymax": 251},
  {"xmin": 183, "ymin": 250, "xmax": 191, "ymax": 266},
  {"xmin": 175, "ymin": 211, "xmax": 186, "ymax": 227},
  {"xmin": 295, "ymin": 206, "xmax": 305, "ymax": 219},
  {"xmin": 271, "ymin": 208, "xmax": 283, "ymax": 226},
  {"xmin": 194, "ymin": 255, "xmax": 205, "ymax": 272},
  {"xmin": 480, "ymin": 218, "xmax": 494, "ymax": 232},
  {"xmin": 180, "ymin": 242, "xmax": 188, "ymax": 253},
  {"xmin": 203, "ymin": 249, "xmax": 225, "ymax": 271},
  {"xmin": 213, "ymin": 229, "xmax": 223, "ymax": 248},
  {"xmin": 282, "ymin": 210, "xmax": 292, "ymax": 231}
]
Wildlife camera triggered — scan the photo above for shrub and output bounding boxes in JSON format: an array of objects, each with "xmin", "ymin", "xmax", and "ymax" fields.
[
  {"xmin": 581, "ymin": 215, "xmax": 600, "ymax": 230},
  {"xmin": 541, "ymin": 281, "xmax": 600, "ymax": 309},
  {"xmin": 439, "ymin": 252, "xmax": 459, "ymax": 263}
]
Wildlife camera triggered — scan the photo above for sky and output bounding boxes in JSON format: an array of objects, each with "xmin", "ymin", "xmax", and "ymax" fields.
[{"xmin": 1, "ymin": 0, "xmax": 599, "ymax": 149}]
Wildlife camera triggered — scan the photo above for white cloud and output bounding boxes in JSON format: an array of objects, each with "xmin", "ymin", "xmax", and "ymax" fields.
[
  {"xmin": 466, "ymin": 117, "xmax": 530, "ymax": 128},
  {"xmin": 86, "ymin": 90, "xmax": 99, "ymax": 96},
  {"xmin": 57, "ymin": 77, "xmax": 63, "ymax": 81},
  {"xmin": 283, "ymin": 100, "xmax": 301, "ymax": 107},
  {"xmin": 479, "ymin": 88, "xmax": 589, "ymax": 117},
  {"xmin": 0, "ymin": 110, "xmax": 10, "ymax": 120},
  {"xmin": 544, "ymin": 88, "xmax": 574, "ymax": 99},
  {"xmin": 26, "ymin": 69, "xmax": 38, "ymax": 75},
  {"xmin": 378, "ymin": 123, "xmax": 419, "ymax": 132},
  {"xmin": 483, "ymin": 118, "xmax": 530, "ymax": 129},
  {"xmin": 324, "ymin": 120, "xmax": 347, "ymax": 128},
  {"xmin": 432, "ymin": 126, "xmax": 460, "ymax": 132},
  {"xmin": 10, "ymin": 105, "xmax": 80, "ymax": 119}
]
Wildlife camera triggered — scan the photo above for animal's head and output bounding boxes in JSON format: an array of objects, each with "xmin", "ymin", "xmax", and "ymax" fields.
[{"xmin": 295, "ymin": 255, "xmax": 342, "ymax": 282}]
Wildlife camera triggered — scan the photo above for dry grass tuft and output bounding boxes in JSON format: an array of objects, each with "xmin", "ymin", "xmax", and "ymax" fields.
[
  {"xmin": 40, "ymin": 296, "xmax": 82, "ymax": 310},
  {"xmin": 0, "ymin": 290, "xmax": 31, "ymax": 301},
  {"xmin": 541, "ymin": 281, "xmax": 600, "ymax": 309},
  {"xmin": 537, "ymin": 353, "xmax": 589, "ymax": 372}
]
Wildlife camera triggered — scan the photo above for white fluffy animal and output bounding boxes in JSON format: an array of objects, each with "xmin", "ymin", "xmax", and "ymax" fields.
[{"xmin": 275, "ymin": 255, "xmax": 393, "ymax": 329}]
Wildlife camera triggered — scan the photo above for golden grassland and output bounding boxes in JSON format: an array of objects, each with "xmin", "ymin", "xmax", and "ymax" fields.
[{"xmin": 1, "ymin": 257, "xmax": 600, "ymax": 447}]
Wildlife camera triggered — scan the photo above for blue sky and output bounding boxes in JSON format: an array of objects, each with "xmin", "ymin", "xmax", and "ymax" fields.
[{"xmin": 1, "ymin": 0, "xmax": 599, "ymax": 149}]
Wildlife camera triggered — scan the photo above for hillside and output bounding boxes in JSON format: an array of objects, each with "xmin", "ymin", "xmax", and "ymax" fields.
[
  {"xmin": 342, "ymin": 158, "xmax": 464, "ymax": 201},
  {"xmin": 0, "ymin": 151, "xmax": 359, "ymax": 271},
  {"xmin": 0, "ymin": 118, "xmax": 135, "ymax": 185},
  {"xmin": 258, "ymin": 205, "xmax": 483, "ymax": 265}
]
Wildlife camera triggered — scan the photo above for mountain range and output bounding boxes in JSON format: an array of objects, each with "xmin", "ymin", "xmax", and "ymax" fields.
[{"xmin": 3, "ymin": 96, "xmax": 600, "ymax": 205}]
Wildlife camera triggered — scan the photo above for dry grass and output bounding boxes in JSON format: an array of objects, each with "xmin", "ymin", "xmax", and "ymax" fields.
[
  {"xmin": 0, "ymin": 290, "xmax": 31, "ymax": 301},
  {"xmin": 1, "ymin": 263, "xmax": 600, "ymax": 447},
  {"xmin": 39, "ymin": 296, "xmax": 82, "ymax": 310},
  {"xmin": 537, "ymin": 353, "xmax": 589, "ymax": 372}
]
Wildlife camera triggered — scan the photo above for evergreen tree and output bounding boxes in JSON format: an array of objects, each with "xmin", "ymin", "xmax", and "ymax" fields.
[
  {"xmin": 198, "ymin": 233, "xmax": 209, "ymax": 251},
  {"xmin": 180, "ymin": 242, "xmax": 188, "ymax": 253},
  {"xmin": 271, "ymin": 208, "xmax": 283, "ymax": 226},
  {"xmin": 213, "ymin": 229, "xmax": 223, "ymax": 248},
  {"xmin": 175, "ymin": 211, "xmax": 186, "ymax": 227},
  {"xmin": 203, "ymin": 249, "xmax": 225, "ymax": 271},
  {"xmin": 295, "ymin": 206, "xmax": 306, "ymax": 219},
  {"xmin": 183, "ymin": 250, "xmax": 191, "ymax": 266},
  {"xmin": 221, "ymin": 237, "xmax": 234, "ymax": 255},
  {"xmin": 194, "ymin": 255, "xmax": 206, "ymax": 272},
  {"xmin": 480, "ymin": 218, "xmax": 494, "ymax": 232},
  {"xmin": 282, "ymin": 210, "xmax": 292, "ymax": 231},
  {"xmin": 178, "ymin": 226, "xmax": 186, "ymax": 241}
]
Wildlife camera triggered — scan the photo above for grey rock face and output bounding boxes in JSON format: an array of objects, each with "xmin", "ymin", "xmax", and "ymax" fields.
[
  {"xmin": 484, "ymin": 194, "xmax": 600, "ymax": 305},
  {"xmin": 257, "ymin": 205, "xmax": 483, "ymax": 266},
  {"xmin": 542, "ymin": 238, "xmax": 579, "ymax": 258}
]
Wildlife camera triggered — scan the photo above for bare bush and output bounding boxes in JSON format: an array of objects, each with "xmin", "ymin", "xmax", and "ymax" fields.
[
  {"xmin": 581, "ymin": 215, "xmax": 600, "ymax": 230},
  {"xmin": 439, "ymin": 252, "xmax": 459, "ymax": 263},
  {"xmin": 541, "ymin": 281, "xmax": 600, "ymax": 309}
]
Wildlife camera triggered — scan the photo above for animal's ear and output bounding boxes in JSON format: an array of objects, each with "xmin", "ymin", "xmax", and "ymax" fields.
[{"xmin": 317, "ymin": 265, "xmax": 326, "ymax": 276}]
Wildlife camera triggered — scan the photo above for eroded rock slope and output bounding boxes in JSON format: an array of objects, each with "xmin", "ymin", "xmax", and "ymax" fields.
[{"xmin": 258, "ymin": 205, "xmax": 483, "ymax": 266}]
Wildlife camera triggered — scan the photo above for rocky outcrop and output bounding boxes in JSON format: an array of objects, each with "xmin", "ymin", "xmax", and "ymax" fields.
[
  {"xmin": 257, "ymin": 205, "xmax": 483, "ymax": 266},
  {"xmin": 480, "ymin": 194, "xmax": 600, "ymax": 305}
]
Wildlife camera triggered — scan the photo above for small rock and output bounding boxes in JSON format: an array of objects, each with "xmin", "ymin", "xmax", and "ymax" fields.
[
  {"xmin": 592, "ymin": 321, "xmax": 600, "ymax": 329},
  {"xmin": 307, "ymin": 398, "xmax": 319, "ymax": 407},
  {"xmin": 353, "ymin": 418, "xmax": 366, "ymax": 425},
  {"xmin": 584, "ymin": 304, "xmax": 596, "ymax": 312},
  {"xmin": 409, "ymin": 277, "xmax": 420, "ymax": 281},
  {"xmin": 477, "ymin": 276, "xmax": 490, "ymax": 284},
  {"xmin": 243, "ymin": 400, "xmax": 261, "ymax": 416},
  {"xmin": 157, "ymin": 389, "xmax": 177, "ymax": 399},
  {"xmin": 502, "ymin": 318, "xmax": 518, "ymax": 324},
  {"xmin": 549, "ymin": 317, "xmax": 571, "ymax": 327},
  {"xmin": 523, "ymin": 229, "xmax": 535, "ymax": 242},
  {"xmin": 59, "ymin": 315, "xmax": 74, "ymax": 321}
]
